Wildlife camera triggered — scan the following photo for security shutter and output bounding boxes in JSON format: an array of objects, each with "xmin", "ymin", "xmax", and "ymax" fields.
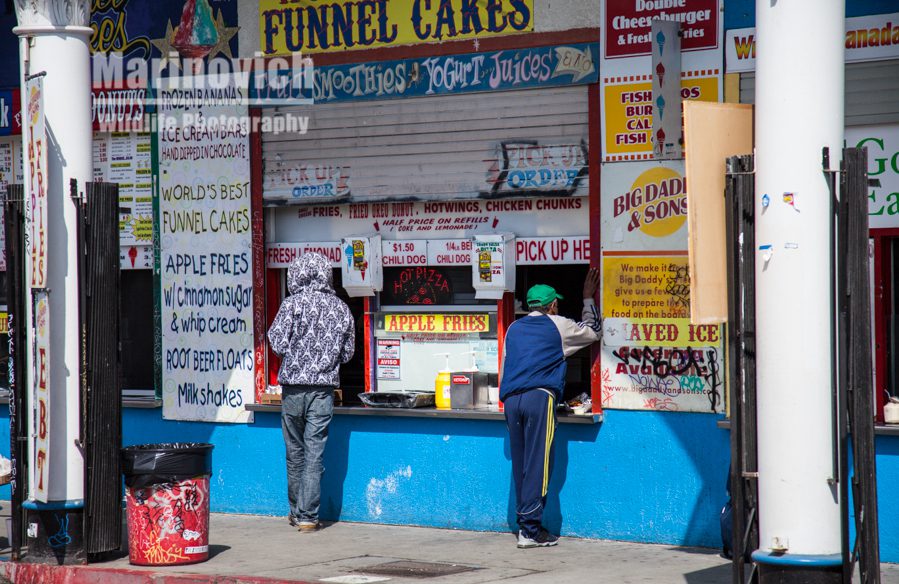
[
  {"xmin": 739, "ymin": 59, "xmax": 899, "ymax": 126},
  {"xmin": 262, "ymin": 85, "xmax": 589, "ymax": 203}
]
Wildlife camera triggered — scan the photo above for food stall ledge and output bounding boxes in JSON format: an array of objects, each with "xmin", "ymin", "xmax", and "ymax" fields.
[{"xmin": 245, "ymin": 403, "xmax": 603, "ymax": 424}]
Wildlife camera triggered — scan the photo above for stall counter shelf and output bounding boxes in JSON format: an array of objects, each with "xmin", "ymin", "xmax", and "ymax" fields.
[{"xmin": 245, "ymin": 402, "xmax": 602, "ymax": 424}]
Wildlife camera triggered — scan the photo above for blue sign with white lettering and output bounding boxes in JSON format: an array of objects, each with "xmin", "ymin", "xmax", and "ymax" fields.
[
  {"xmin": 0, "ymin": 89, "xmax": 21, "ymax": 136},
  {"xmin": 251, "ymin": 43, "xmax": 599, "ymax": 105}
]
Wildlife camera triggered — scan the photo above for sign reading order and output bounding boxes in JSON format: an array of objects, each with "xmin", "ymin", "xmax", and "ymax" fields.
[{"xmin": 260, "ymin": 0, "xmax": 534, "ymax": 56}]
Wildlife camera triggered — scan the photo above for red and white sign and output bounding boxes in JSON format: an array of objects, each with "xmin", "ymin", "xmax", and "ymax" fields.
[
  {"xmin": 26, "ymin": 76, "xmax": 48, "ymax": 288},
  {"xmin": 268, "ymin": 236, "xmax": 592, "ymax": 268},
  {"xmin": 266, "ymin": 242, "xmax": 343, "ymax": 268},
  {"xmin": 32, "ymin": 291, "xmax": 50, "ymax": 502},
  {"xmin": 451, "ymin": 374, "xmax": 472, "ymax": 385},
  {"xmin": 516, "ymin": 236, "xmax": 591, "ymax": 265},
  {"xmin": 726, "ymin": 12, "xmax": 899, "ymax": 73},
  {"xmin": 376, "ymin": 339, "xmax": 401, "ymax": 380},
  {"xmin": 604, "ymin": 0, "xmax": 719, "ymax": 59},
  {"xmin": 280, "ymin": 197, "xmax": 588, "ymax": 241},
  {"xmin": 427, "ymin": 239, "xmax": 473, "ymax": 266},
  {"xmin": 382, "ymin": 240, "xmax": 427, "ymax": 267}
]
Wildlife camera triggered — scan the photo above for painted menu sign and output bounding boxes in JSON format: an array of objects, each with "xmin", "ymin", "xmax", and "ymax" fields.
[
  {"xmin": 260, "ymin": 0, "xmax": 534, "ymax": 56},
  {"xmin": 158, "ymin": 76, "xmax": 254, "ymax": 423},
  {"xmin": 252, "ymin": 43, "xmax": 599, "ymax": 106}
]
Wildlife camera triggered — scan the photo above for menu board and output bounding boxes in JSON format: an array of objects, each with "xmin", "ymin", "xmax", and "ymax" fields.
[
  {"xmin": 157, "ymin": 76, "xmax": 254, "ymax": 424},
  {"xmin": 93, "ymin": 132, "xmax": 154, "ymax": 248},
  {"xmin": 0, "ymin": 140, "xmax": 18, "ymax": 272}
]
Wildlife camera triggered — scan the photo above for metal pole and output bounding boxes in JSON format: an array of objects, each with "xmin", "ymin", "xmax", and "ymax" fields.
[
  {"xmin": 14, "ymin": 1, "xmax": 93, "ymax": 563},
  {"xmin": 753, "ymin": 0, "xmax": 845, "ymax": 581}
]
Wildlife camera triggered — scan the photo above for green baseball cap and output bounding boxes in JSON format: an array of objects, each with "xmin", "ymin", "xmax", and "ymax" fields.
[{"xmin": 526, "ymin": 284, "xmax": 564, "ymax": 307}]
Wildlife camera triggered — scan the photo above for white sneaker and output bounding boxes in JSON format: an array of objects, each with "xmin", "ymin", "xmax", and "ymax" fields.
[{"xmin": 517, "ymin": 529, "xmax": 559, "ymax": 548}]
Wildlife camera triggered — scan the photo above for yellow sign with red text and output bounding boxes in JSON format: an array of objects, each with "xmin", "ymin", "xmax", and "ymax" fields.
[
  {"xmin": 260, "ymin": 0, "xmax": 534, "ymax": 56},
  {"xmin": 603, "ymin": 75, "xmax": 719, "ymax": 161}
]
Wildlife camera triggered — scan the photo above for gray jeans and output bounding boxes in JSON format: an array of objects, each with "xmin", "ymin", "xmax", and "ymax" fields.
[{"xmin": 281, "ymin": 385, "xmax": 334, "ymax": 522}]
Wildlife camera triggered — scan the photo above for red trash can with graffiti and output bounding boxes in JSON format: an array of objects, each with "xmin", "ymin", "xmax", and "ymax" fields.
[{"xmin": 122, "ymin": 443, "xmax": 214, "ymax": 566}]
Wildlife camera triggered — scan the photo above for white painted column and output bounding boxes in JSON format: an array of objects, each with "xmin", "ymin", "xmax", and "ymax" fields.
[
  {"xmin": 754, "ymin": 0, "xmax": 844, "ymax": 560},
  {"xmin": 15, "ymin": 0, "xmax": 92, "ymax": 504}
]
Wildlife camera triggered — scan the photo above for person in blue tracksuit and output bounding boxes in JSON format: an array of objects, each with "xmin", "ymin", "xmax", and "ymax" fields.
[{"xmin": 500, "ymin": 268, "xmax": 601, "ymax": 548}]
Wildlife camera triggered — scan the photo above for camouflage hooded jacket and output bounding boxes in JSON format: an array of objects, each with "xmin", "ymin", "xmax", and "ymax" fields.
[{"xmin": 267, "ymin": 253, "xmax": 355, "ymax": 387}]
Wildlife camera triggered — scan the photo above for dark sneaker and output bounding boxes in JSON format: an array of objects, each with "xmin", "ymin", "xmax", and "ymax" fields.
[
  {"xmin": 288, "ymin": 515, "xmax": 299, "ymax": 528},
  {"xmin": 298, "ymin": 520, "xmax": 320, "ymax": 533},
  {"xmin": 517, "ymin": 529, "xmax": 559, "ymax": 548}
]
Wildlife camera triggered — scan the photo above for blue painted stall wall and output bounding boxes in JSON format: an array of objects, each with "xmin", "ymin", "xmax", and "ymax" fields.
[
  {"xmin": 0, "ymin": 407, "xmax": 896, "ymax": 561},
  {"xmin": 119, "ymin": 409, "xmax": 731, "ymax": 546}
]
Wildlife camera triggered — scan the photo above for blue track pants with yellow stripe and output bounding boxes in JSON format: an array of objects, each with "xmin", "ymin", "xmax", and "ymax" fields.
[{"xmin": 504, "ymin": 389, "xmax": 556, "ymax": 538}]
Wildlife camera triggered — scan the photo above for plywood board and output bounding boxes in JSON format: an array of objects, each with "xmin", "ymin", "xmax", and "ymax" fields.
[{"xmin": 684, "ymin": 101, "xmax": 753, "ymax": 324}]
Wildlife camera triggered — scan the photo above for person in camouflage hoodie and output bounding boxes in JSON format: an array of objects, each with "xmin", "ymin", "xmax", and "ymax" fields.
[{"xmin": 268, "ymin": 252, "xmax": 355, "ymax": 532}]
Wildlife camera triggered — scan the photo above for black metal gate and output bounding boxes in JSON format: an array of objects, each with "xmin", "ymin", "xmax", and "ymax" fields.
[
  {"xmin": 77, "ymin": 181, "xmax": 122, "ymax": 558},
  {"xmin": 725, "ymin": 155, "xmax": 759, "ymax": 584},
  {"xmin": 4, "ymin": 185, "xmax": 28, "ymax": 561},
  {"xmin": 836, "ymin": 148, "xmax": 881, "ymax": 584},
  {"xmin": 726, "ymin": 149, "xmax": 882, "ymax": 584}
]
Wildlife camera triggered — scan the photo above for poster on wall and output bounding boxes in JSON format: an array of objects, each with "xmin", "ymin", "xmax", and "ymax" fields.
[
  {"xmin": 600, "ymin": 0, "xmax": 723, "ymax": 162},
  {"xmin": 600, "ymin": 317, "xmax": 724, "ymax": 413},
  {"xmin": 93, "ymin": 132, "xmax": 154, "ymax": 268},
  {"xmin": 847, "ymin": 124, "xmax": 899, "ymax": 230},
  {"xmin": 0, "ymin": 141, "xmax": 15, "ymax": 271},
  {"xmin": 259, "ymin": 0, "xmax": 535, "ymax": 56},
  {"xmin": 599, "ymin": 159, "xmax": 723, "ymax": 412},
  {"xmin": 26, "ymin": 76, "xmax": 48, "ymax": 288},
  {"xmin": 600, "ymin": 160, "xmax": 688, "ymax": 251},
  {"xmin": 376, "ymin": 339, "xmax": 401, "ymax": 380},
  {"xmin": 158, "ymin": 75, "xmax": 254, "ymax": 423}
]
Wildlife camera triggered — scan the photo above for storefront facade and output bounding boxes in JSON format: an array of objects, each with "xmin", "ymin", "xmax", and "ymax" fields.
[{"xmin": 0, "ymin": 0, "xmax": 897, "ymax": 561}]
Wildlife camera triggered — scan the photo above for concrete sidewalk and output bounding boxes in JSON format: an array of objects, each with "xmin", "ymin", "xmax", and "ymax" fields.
[{"xmin": 1, "ymin": 513, "xmax": 898, "ymax": 583}]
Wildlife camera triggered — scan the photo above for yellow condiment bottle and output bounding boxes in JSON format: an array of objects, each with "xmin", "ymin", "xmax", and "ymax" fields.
[{"xmin": 434, "ymin": 353, "xmax": 452, "ymax": 410}]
